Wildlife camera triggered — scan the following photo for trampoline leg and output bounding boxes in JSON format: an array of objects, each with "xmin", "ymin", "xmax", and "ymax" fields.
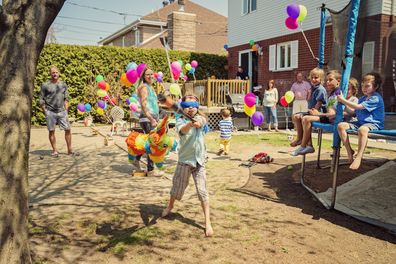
[
  {"xmin": 300, "ymin": 154, "xmax": 306, "ymax": 183},
  {"xmin": 331, "ymin": 147, "xmax": 341, "ymax": 209},
  {"xmin": 316, "ymin": 129, "xmax": 323, "ymax": 168}
]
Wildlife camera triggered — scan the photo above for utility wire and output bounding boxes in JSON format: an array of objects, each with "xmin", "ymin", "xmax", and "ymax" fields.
[
  {"xmin": 53, "ymin": 22, "xmax": 114, "ymax": 34},
  {"xmin": 57, "ymin": 15, "xmax": 126, "ymax": 25},
  {"xmin": 66, "ymin": 1, "xmax": 143, "ymax": 17}
]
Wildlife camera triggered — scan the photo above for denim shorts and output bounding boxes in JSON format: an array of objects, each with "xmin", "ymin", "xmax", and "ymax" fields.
[{"xmin": 46, "ymin": 110, "xmax": 70, "ymax": 131}]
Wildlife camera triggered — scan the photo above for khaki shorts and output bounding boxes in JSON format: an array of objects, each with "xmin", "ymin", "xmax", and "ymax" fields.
[
  {"xmin": 46, "ymin": 110, "xmax": 70, "ymax": 131},
  {"xmin": 292, "ymin": 99, "xmax": 308, "ymax": 114}
]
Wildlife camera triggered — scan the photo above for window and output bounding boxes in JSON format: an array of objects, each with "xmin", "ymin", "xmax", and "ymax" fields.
[
  {"xmin": 134, "ymin": 29, "xmax": 140, "ymax": 46},
  {"xmin": 269, "ymin": 41, "xmax": 298, "ymax": 71},
  {"xmin": 362, "ymin": 41, "xmax": 375, "ymax": 75},
  {"xmin": 242, "ymin": 0, "xmax": 257, "ymax": 15}
]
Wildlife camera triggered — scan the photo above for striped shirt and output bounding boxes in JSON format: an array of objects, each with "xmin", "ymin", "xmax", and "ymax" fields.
[{"xmin": 219, "ymin": 118, "xmax": 233, "ymax": 138}]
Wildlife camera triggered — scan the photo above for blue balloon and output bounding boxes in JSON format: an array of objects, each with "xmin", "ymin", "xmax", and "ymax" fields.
[
  {"xmin": 189, "ymin": 68, "xmax": 196, "ymax": 74},
  {"xmin": 223, "ymin": 44, "xmax": 228, "ymax": 49},
  {"xmin": 84, "ymin": 103, "xmax": 92, "ymax": 112},
  {"xmin": 126, "ymin": 62, "xmax": 138, "ymax": 71}
]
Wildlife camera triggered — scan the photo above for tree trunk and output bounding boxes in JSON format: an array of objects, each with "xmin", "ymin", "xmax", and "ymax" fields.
[{"xmin": 0, "ymin": 1, "xmax": 65, "ymax": 263}]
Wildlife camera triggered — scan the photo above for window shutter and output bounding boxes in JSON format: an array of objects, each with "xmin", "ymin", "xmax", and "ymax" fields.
[
  {"xmin": 362, "ymin": 41, "xmax": 375, "ymax": 75},
  {"xmin": 269, "ymin": 45, "xmax": 276, "ymax": 71},
  {"xmin": 290, "ymin": 40, "xmax": 298, "ymax": 68}
]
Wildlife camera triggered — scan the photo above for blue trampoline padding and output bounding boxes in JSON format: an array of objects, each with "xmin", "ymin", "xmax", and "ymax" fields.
[
  {"xmin": 346, "ymin": 129, "xmax": 396, "ymax": 137},
  {"xmin": 312, "ymin": 122, "xmax": 335, "ymax": 132}
]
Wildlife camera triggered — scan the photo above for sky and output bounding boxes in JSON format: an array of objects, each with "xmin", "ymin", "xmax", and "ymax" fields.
[{"xmin": 47, "ymin": 0, "xmax": 228, "ymax": 45}]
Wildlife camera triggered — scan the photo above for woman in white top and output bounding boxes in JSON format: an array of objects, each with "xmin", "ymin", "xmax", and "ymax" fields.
[{"xmin": 263, "ymin": 79, "xmax": 279, "ymax": 131}]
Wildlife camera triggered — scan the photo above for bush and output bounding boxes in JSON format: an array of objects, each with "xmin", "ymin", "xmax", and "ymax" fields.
[{"xmin": 33, "ymin": 44, "xmax": 227, "ymax": 125}]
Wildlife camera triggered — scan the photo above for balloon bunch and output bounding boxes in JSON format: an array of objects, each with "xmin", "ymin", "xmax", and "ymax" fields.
[
  {"xmin": 248, "ymin": 40, "xmax": 261, "ymax": 52},
  {"xmin": 125, "ymin": 93, "xmax": 141, "ymax": 113},
  {"xmin": 285, "ymin": 3, "xmax": 307, "ymax": 30},
  {"xmin": 96, "ymin": 99, "xmax": 107, "ymax": 115},
  {"xmin": 243, "ymin": 92, "xmax": 264, "ymax": 126},
  {"xmin": 280, "ymin": 91, "xmax": 295, "ymax": 107},
  {"xmin": 95, "ymin": 75, "xmax": 110, "ymax": 99},
  {"xmin": 77, "ymin": 103, "xmax": 92, "ymax": 115},
  {"xmin": 120, "ymin": 62, "xmax": 147, "ymax": 88},
  {"xmin": 285, "ymin": 4, "xmax": 307, "ymax": 30},
  {"xmin": 154, "ymin": 71, "xmax": 164, "ymax": 83}
]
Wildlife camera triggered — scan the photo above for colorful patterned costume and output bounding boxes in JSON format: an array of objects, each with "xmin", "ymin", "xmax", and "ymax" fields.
[{"xmin": 126, "ymin": 116, "xmax": 177, "ymax": 168}]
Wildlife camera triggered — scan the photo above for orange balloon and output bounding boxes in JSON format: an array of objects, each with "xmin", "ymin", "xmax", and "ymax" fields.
[
  {"xmin": 120, "ymin": 73, "xmax": 132, "ymax": 87},
  {"xmin": 105, "ymin": 83, "xmax": 110, "ymax": 91}
]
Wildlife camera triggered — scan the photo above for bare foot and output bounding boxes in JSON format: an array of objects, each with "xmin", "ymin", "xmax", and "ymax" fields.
[
  {"xmin": 349, "ymin": 156, "xmax": 362, "ymax": 170},
  {"xmin": 51, "ymin": 151, "xmax": 59, "ymax": 157},
  {"xmin": 290, "ymin": 140, "xmax": 301, "ymax": 147},
  {"xmin": 161, "ymin": 207, "xmax": 172, "ymax": 217},
  {"xmin": 205, "ymin": 224, "xmax": 214, "ymax": 237},
  {"xmin": 347, "ymin": 150, "xmax": 355, "ymax": 163}
]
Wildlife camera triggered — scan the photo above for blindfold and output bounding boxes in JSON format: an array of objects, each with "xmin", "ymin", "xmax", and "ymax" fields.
[{"xmin": 180, "ymin": 101, "xmax": 199, "ymax": 109}]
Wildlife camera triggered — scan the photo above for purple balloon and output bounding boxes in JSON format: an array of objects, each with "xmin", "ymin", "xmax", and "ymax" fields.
[
  {"xmin": 252, "ymin": 111, "xmax": 264, "ymax": 126},
  {"xmin": 136, "ymin": 63, "xmax": 146, "ymax": 76},
  {"xmin": 126, "ymin": 98, "xmax": 130, "ymax": 105},
  {"xmin": 285, "ymin": 17, "xmax": 298, "ymax": 30},
  {"xmin": 126, "ymin": 69, "xmax": 139, "ymax": 84},
  {"xmin": 286, "ymin": 3, "xmax": 300, "ymax": 19},
  {"xmin": 77, "ymin": 103, "xmax": 85, "ymax": 112},
  {"xmin": 98, "ymin": 100, "xmax": 106, "ymax": 109},
  {"xmin": 157, "ymin": 76, "xmax": 163, "ymax": 83}
]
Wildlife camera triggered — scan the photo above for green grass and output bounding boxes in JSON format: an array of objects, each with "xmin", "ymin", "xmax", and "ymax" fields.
[{"xmin": 107, "ymin": 226, "xmax": 164, "ymax": 254}]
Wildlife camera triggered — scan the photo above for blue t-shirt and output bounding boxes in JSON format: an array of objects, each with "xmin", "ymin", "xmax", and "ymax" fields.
[
  {"xmin": 354, "ymin": 92, "xmax": 384, "ymax": 129},
  {"xmin": 308, "ymin": 84, "xmax": 327, "ymax": 112}
]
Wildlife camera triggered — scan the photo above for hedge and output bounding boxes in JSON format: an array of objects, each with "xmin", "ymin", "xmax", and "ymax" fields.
[{"xmin": 33, "ymin": 44, "xmax": 227, "ymax": 125}]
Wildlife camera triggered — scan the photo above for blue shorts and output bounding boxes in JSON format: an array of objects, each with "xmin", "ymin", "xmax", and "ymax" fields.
[
  {"xmin": 46, "ymin": 110, "xmax": 70, "ymax": 131},
  {"xmin": 348, "ymin": 122, "xmax": 379, "ymax": 131}
]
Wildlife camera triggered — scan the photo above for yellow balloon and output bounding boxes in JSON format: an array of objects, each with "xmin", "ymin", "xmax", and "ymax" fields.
[
  {"xmin": 96, "ymin": 108, "xmax": 104, "ymax": 115},
  {"xmin": 97, "ymin": 89, "xmax": 107, "ymax": 97},
  {"xmin": 120, "ymin": 73, "xmax": 132, "ymax": 87},
  {"xmin": 169, "ymin": 83, "xmax": 181, "ymax": 96},
  {"xmin": 297, "ymin": 5, "xmax": 307, "ymax": 22},
  {"xmin": 285, "ymin": 91, "xmax": 295, "ymax": 104},
  {"xmin": 244, "ymin": 104, "xmax": 256, "ymax": 117}
]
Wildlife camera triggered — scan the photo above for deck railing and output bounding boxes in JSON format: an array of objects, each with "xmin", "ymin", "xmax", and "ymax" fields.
[{"xmin": 184, "ymin": 79, "xmax": 250, "ymax": 107}]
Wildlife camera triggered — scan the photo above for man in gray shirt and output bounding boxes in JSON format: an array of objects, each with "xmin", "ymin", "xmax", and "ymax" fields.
[{"xmin": 39, "ymin": 66, "xmax": 77, "ymax": 157}]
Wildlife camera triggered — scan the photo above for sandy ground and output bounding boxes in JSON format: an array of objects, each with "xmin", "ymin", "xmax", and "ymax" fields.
[{"xmin": 28, "ymin": 126, "xmax": 396, "ymax": 264}]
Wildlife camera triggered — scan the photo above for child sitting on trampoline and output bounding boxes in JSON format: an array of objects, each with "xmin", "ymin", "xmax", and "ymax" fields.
[
  {"xmin": 290, "ymin": 67, "xmax": 327, "ymax": 155},
  {"xmin": 337, "ymin": 72, "xmax": 385, "ymax": 170},
  {"xmin": 291, "ymin": 70, "xmax": 341, "ymax": 156}
]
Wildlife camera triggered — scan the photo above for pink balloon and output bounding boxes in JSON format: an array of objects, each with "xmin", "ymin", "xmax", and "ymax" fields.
[
  {"xmin": 191, "ymin": 60, "xmax": 198, "ymax": 68},
  {"xmin": 285, "ymin": 17, "xmax": 298, "ymax": 30},
  {"xmin": 244, "ymin": 94, "xmax": 256, "ymax": 107},
  {"xmin": 129, "ymin": 103, "xmax": 139, "ymax": 112},
  {"xmin": 171, "ymin": 61, "xmax": 182, "ymax": 72},
  {"xmin": 97, "ymin": 80, "xmax": 107, "ymax": 90},
  {"xmin": 126, "ymin": 69, "xmax": 138, "ymax": 84},
  {"xmin": 183, "ymin": 75, "xmax": 188, "ymax": 82},
  {"xmin": 136, "ymin": 63, "xmax": 146, "ymax": 76}
]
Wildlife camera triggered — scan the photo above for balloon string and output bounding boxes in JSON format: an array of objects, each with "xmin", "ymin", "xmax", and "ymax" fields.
[{"xmin": 299, "ymin": 26, "xmax": 317, "ymax": 61}]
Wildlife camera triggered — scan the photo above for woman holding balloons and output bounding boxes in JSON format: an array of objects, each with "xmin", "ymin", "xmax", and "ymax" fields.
[
  {"xmin": 263, "ymin": 79, "xmax": 279, "ymax": 132},
  {"xmin": 133, "ymin": 67, "xmax": 162, "ymax": 177}
]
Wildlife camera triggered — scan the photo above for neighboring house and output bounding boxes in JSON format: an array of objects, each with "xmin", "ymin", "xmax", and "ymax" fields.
[
  {"xmin": 98, "ymin": 0, "xmax": 227, "ymax": 54},
  {"xmin": 227, "ymin": 0, "xmax": 396, "ymax": 111}
]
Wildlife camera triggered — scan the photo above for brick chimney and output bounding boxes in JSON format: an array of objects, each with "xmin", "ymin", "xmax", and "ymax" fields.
[{"xmin": 167, "ymin": 10, "xmax": 197, "ymax": 51}]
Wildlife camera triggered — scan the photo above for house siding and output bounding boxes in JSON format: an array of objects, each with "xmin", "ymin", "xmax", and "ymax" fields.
[{"xmin": 228, "ymin": 1, "xmax": 396, "ymax": 110}]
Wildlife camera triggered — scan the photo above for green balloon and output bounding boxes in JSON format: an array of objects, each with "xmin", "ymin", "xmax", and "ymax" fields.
[
  {"xmin": 249, "ymin": 40, "xmax": 255, "ymax": 46},
  {"xmin": 96, "ymin": 75, "xmax": 104, "ymax": 83}
]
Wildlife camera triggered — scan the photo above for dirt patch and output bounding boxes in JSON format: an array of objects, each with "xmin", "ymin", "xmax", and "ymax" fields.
[{"xmin": 28, "ymin": 128, "xmax": 396, "ymax": 263}]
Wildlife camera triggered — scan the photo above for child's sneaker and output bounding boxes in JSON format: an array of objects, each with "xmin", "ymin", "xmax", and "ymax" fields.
[
  {"xmin": 299, "ymin": 146, "xmax": 315, "ymax": 155},
  {"xmin": 217, "ymin": 149, "xmax": 224, "ymax": 156},
  {"xmin": 291, "ymin": 146, "xmax": 304, "ymax": 156}
]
